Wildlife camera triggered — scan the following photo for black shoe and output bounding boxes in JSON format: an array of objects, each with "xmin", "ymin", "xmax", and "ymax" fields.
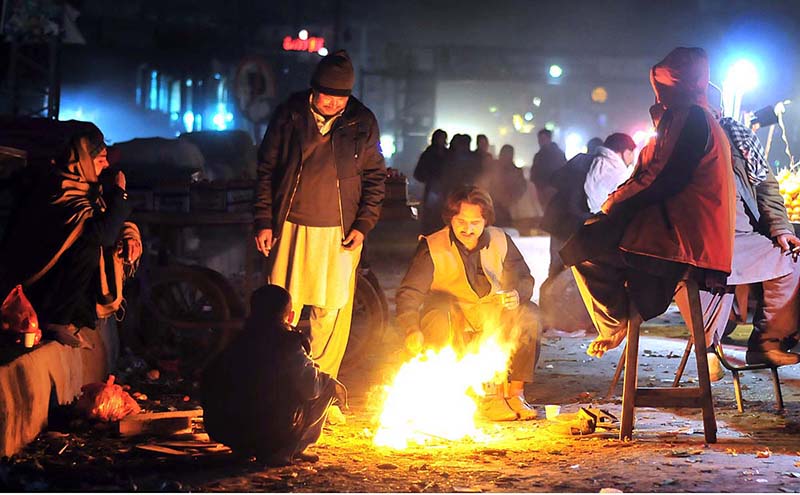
[{"xmin": 745, "ymin": 349, "xmax": 800, "ymax": 367}]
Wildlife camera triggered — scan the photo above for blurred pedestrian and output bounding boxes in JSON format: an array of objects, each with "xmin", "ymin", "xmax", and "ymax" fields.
[
  {"xmin": 586, "ymin": 137, "xmax": 604, "ymax": 155},
  {"xmin": 415, "ymin": 129, "xmax": 449, "ymax": 235},
  {"xmin": 584, "ymin": 133, "xmax": 636, "ymax": 213},
  {"xmin": 488, "ymin": 144, "xmax": 527, "ymax": 227},
  {"xmin": 529, "ymin": 129, "xmax": 567, "ymax": 277}
]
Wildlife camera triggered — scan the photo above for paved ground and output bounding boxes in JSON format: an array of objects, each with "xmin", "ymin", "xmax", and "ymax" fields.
[{"xmin": 3, "ymin": 229, "xmax": 800, "ymax": 492}]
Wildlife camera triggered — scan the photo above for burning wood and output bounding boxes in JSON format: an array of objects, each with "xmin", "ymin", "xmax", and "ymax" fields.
[{"xmin": 373, "ymin": 335, "xmax": 514, "ymax": 449}]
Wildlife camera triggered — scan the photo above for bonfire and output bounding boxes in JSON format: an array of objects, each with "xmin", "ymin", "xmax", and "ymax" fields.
[{"xmin": 373, "ymin": 334, "xmax": 515, "ymax": 450}]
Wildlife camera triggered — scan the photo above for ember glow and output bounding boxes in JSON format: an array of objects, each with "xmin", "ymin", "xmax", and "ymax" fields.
[{"xmin": 373, "ymin": 335, "xmax": 513, "ymax": 449}]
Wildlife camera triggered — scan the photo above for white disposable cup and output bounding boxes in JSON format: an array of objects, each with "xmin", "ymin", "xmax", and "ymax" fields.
[
  {"xmin": 23, "ymin": 332, "xmax": 36, "ymax": 348},
  {"xmin": 545, "ymin": 404, "xmax": 561, "ymax": 420}
]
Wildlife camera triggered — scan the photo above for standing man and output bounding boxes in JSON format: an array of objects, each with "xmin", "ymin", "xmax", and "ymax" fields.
[
  {"xmin": 529, "ymin": 129, "xmax": 567, "ymax": 278},
  {"xmin": 396, "ymin": 186, "xmax": 540, "ymax": 421},
  {"xmin": 253, "ymin": 50, "xmax": 386, "ymax": 381}
]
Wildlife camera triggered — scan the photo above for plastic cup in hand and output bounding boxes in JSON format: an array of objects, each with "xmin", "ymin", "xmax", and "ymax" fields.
[
  {"xmin": 23, "ymin": 332, "xmax": 36, "ymax": 348},
  {"xmin": 496, "ymin": 289, "xmax": 513, "ymax": 306},
  {"xmin": 545, "ymin": 404, "xmax": 561, "ymax": 420}
]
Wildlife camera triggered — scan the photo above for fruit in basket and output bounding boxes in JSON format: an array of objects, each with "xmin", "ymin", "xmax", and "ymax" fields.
[{"xmin": 776, "ymin": 169, "xmax": 800, "ymax": 222}]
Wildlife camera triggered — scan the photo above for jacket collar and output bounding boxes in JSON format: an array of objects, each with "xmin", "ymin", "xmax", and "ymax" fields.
[{"xmin": 287, "ymin": 89, "xmax": 367, "ymax": 127}]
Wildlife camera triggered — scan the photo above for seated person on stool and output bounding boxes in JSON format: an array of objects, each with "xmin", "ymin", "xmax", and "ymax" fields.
[
  {"xmin": 675, "ymin": 112, "xmax": 800, "ymax": 377},
  {"xmin": 396, "ymin": 186, "xmax": 541, "ymax": 421},
  {"xmin": 562, "ymin": 47, "xmax": 736, "ymax": 358}
]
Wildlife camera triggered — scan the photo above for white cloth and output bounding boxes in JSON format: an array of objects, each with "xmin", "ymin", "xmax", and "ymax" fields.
[
  {"xmin": 584, "ymin": 146, "xmax": 632, "ymax": 214},
  {"xmin": 727, "ymin": 193, "xmax": 793, "ymax": 285},
  {"xmin": 269, "ymin": 221, "xmax": 361, "ymax": 309}
]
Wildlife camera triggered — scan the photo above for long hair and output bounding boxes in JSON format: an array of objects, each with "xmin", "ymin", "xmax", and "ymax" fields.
[{"xmin": 442, "ymin": 185, "xmax": 495, "ymax": 226}]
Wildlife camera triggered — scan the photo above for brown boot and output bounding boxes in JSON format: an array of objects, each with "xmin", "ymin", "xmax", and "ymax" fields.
[
  {"xmin": 480, "ymin": 397, "xmax": 518, "ymax": 421},
  {"xmin": 506, "ymin": 395, "xmax": 538, "ymax": 420}
]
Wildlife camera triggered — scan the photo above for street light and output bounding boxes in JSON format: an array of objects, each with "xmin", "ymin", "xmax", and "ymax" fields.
[
  {"xmin": 548, "ymin": 64, "xmax": 563, "ymax": 78},
  {"xmin": 722, "ymin": 59, "xmax": 759, "ymax": 122}
]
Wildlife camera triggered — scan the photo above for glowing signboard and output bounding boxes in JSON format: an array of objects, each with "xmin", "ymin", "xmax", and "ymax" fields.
[{"xmin": 282, "ymin": 35, "xmax": 326, "ymax": 53}]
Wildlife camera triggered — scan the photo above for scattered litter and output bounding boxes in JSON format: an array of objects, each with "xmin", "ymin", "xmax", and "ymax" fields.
[
  {"xmin": 146, "ymin": 369, "xmax": 160, "ymax": 381},
  {"xmin": 599, "ymin": 489, "xmax": 623, "ymax": 493},
  {"xmin": 726, "ymin": 448, "xmax": 738, "ymax": 456},
  {"xmin": 453, "ymin": 486, "xmax": 482, "ymax": 493},
  {"xmin": 57, "ymin": 443, "xmax": 68, "ymax": 455},
  {"xmin": 784, "ymin": 473, "xmax": 800, "ymax": 478},
  {"xmin": 669, "ymin": 449, "xmax": 703, "ymax": 457},
  {"xmin": 182, "ymin": 396, "xmax": 190, "ymax": 402},
  {"xmin": 569, "ymin": 464, "xmax": 580, "ymax": 469},
  {"xmin": 659, "ymin": 479, "xmax": 677, "ymax": 486},
  {"xmin": 756, "ymin": 479, "xmax": 769, "ymax": 483},
  {"xmin": 377, "ymin": 463, "xmax": 399, "ymax": 470},
  {"xmin": 76, "ymin": 375, "xmax": 141, "ymax": 422},
  {"xmin": 756, "ymin": 449, "xmax": 772, "ymax": 459}
]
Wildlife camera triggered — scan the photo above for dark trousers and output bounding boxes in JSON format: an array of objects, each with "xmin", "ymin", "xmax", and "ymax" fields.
[
  {"xmin": 548, "ymin": 236, "xmax": 566, "ymax": 279},
  {"xmin": 572, "ymin": 249, "xmax": 680, "ymax": 339},
  {"xmin": 419, "ymin": 294, "xmax": 540, "ymax": 382}
]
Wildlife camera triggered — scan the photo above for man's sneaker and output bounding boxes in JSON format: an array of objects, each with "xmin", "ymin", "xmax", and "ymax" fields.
[
  {"xmin": 745, "ymin": 349, "xmax": 800, "ymax": 367},
  {"xmin": 326, "ymin": 404, "xmax": 346, "ymax": 425},
  {"xmin": 480, "ymin": 397, "xmax": 518, "ymax": 421},
  {"xmin": 506, "ymin": 395, "xmax": 538, "ymax": 420},
  {"xmin": 707, "ymin": 352, "xmax": 725, "ymax": 382}
]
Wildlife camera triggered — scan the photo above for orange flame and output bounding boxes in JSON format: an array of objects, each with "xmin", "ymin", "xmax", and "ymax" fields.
[{"xmin": 373, "ymin": 334, "xmax": 514, "ymax": 449}]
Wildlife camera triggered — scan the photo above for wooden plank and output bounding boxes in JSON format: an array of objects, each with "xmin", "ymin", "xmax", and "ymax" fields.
[
  {"xmin": 135, "ymin": 444, "xmax": 190, "ymax": 456},
  {"xmin": 124, "ymin": 409, "xmax": 203, "ymax": 420},
  {"xmin": 156, "ymin": 440, "xmax": 224, "ymax": 449},
  {"xmin": 118, "ymin": 409, "xmax": 202, "ymax": 438}
]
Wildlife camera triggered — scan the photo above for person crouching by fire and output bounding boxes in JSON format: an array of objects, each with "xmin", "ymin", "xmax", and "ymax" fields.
[
  {"xmin": 396, "ymin": 186, "xmax": 541, "ymax": 421},
  {"xmin": 201, "ymin": 284, "xmax": 345, "ymax": 465}
]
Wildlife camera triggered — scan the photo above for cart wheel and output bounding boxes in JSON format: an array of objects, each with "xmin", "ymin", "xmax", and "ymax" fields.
[
  {"xmin": 341, "ymin": 269, "xmax": 389, "ymax": 372},
  {"xmin": 124, "ymin": 265, "xmax": 233, "ymax": 375}
]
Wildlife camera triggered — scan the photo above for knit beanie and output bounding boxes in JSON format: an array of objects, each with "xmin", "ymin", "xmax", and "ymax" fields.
[{"xmin": 311, "ymin": 50, "xmax": 354, "ymax": 96}]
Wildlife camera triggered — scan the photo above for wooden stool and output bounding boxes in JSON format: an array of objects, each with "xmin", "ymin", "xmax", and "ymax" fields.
[
  {"xmin": 619, "ymin": 279, "xmax": 717, "ymax": 443},
  {"xmin": 673, "ymin": 340, "xmax": 784, "ymax": 413}
]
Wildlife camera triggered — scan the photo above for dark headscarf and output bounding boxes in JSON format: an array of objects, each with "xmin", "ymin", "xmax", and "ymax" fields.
[{"xmin": 0, "ymin": 124, "xmax": 104, "ymax": 292}]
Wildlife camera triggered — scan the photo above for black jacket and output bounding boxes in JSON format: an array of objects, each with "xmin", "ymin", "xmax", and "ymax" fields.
[
  {"xmin": 540, "ymin": 152, "xmax": 594, "ymax": 241},
  {"xmin": 254, "ymin": 90, "xmax": 386, "ymax": 236}
]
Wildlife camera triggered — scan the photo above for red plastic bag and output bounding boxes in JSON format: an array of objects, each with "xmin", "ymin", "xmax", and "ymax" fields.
[
  {"xmin": 76, "ymin": 375, "xmax": 141, "ymax": 422},
  {"xmin": 1, "ymin": 285, "xmax": 41, "ymax": 346}
]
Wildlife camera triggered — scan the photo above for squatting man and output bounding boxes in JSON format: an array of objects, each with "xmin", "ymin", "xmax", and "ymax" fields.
[{"xmin": 396, "ymin": 186, "xmax": 541, "ymax": 421}]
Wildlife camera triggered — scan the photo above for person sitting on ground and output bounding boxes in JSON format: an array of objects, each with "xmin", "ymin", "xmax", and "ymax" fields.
[
  {"xmin": 561, "ymin": 47, "xmax": 735, "ymax": 359},
  {"xmin": 0, "ymin": 122, "xmax": 141, "ymax": 347},
  {"xmin": 201, "ymin": 284, "xmax": 344, "ymax": 465},
  {"xmin": 396, "ymin": 186, "xmax": 540, "ymax": 421}
]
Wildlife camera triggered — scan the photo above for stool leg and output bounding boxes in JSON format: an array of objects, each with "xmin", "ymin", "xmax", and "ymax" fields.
[
  {"xmin": 607, "ymin": 344, "xmax": 626, "ymax": 399},
  {"xmin": 770, "ymin": 368, "xmax": 784, "ymax": 412},
  {"xmin": 672, "ymin": 339, "xmax": 694, "ymax": 387},
  {"xmin": 732, "ymin": 370, "xmax": 743, "ymax": 413},
  {"xmin": 684, "ymin": 280, "xmax": 717, "ymax": 443},
  {"xmin": 620, "ymin": 309, "xmax": 641, "ymax": 441}
]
